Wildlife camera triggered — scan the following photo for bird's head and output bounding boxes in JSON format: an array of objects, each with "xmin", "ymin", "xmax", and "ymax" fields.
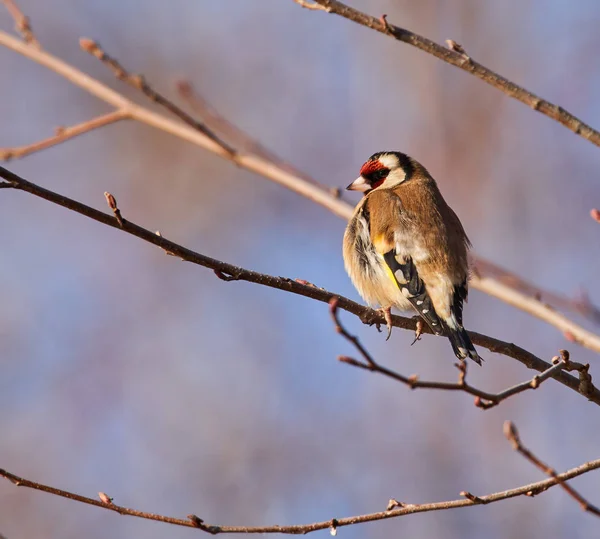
[{"xmin": 347, "ymin": 151, "xmax": 414, "ymax": 193}]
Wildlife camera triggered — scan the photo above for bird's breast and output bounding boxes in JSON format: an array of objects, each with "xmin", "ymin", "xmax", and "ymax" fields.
[{"xmin": 343, "ymin": 211, "xmax": 412, "ymax": 310}]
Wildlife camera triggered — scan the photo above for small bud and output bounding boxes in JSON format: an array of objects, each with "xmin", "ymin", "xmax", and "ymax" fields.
[
  {"xmin": 187, "ymin": 514, "xmax": 204, "ymax": 527},
  {"xmin": 503, "ymin": 420, "xmax": 520, "ymax": 449},
  {"xmin": 79, "ymin": 37, "xmax": 98, "ymax": 54},
  {"xmin": 104, "ymin": 191, "xmax": 117, "ymax": 211},
  {"xmin": 386, "ymin": 498, "xmax": 405, "ymax": 511},
  {"xmin": 98, "ymin": 492, "xmax": 113, "ymax": 504}
]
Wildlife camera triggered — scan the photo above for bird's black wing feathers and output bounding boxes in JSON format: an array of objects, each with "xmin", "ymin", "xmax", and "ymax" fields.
[
  {"xmin": 452, "ymin": 281, "xmax": 468, "ymax": 327},
  {"xmin": 383, "ymin": 250, "xmax": 444, "ymax": 336}
]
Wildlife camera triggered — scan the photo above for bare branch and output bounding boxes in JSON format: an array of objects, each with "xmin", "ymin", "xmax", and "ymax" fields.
[
  {"xmin": 1, "ymin": 165, "xmax": 598, "ymax": 406},
  {"xmin": 504, "ymin": 421, "xmax": 600, "ymax": 517},
  {"xmin": 2, "ymin": 456, "xmax": 600, "ymax": 534},
  {"xmin": 329, "ymin": 298, "xmax": 571, "ymax": 409},
  {"xmin": 301, "ymin": 0, "xmax": 600, "ymax": 148},
  {"xmin": 0, "ymin": 24, "xmax": 599, "ymax": 352},
  {"xmin": 0, "ymin": 110, "xmax": 129, "ymax": 160},
  {"xmin": 1, "ymin": 0, "xmax": 39, "ymax": 47}
]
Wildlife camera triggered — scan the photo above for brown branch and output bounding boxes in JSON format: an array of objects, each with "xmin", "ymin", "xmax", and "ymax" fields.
[
  {"xmin": 1, "ymin": 165, "xmax": 599, "ymax": 407},
  {"xmin": 1, "ymin": 0, "xmax": 39, "ymax": 47},
  {"xmin": 504, "ymin": 421, "xmax": 600, "ymax": 517},
  {"xmin": 0, "ymin": 110, "xmax": 129, "ymax": 160},
  {"xmin": 2, "ymin": 456, "xmax": 600, "ymax": 534},
  {"xmin": 329, "ymin": 298, "xmax": 570, "ymax": 410},
  {"xmin": 0, "ymin": 17, "xmax": 599, "ymax": 352},
  {"xmin": 304, "ymin": 0, "xmax": 600, "ymax": 148}
]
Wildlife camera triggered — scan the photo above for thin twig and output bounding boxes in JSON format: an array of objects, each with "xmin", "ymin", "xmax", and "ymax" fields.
[
  {"xmin": 1, "ymin": 0, "xmax": 39, "ymax": 47},
  {"xmin": 0, "ymin": 21, "xmax": 599, "ymax": 351},
  {"xmin": 2, "ymin": 457, "xmax": 600, "ymax": 533},
  {"xmin": 0, "ymin": 110, "xmax": 129, "ymax": 160},
  {"xmin": 1, "ymin": 165, "xmax": 598, "ymax": 406},
  {"xmin": 302, "ymin": 0, "xmax": 600, "ymax": 148},
  {"xmin": 329, "ymin": 298, "xmax": 570, "ymax": 409},
  {"xmin": 504, "ymin": 421, "xmax": 600, "ymax": 517},
  {"xmin": 78, "ymin": 38, "xmax": 235, "ymax": 155}
]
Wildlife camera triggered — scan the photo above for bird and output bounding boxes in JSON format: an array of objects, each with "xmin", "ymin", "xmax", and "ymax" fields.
[{"xmin": 342, "ymin": 151, "xmax": 481, "ymax": 364}]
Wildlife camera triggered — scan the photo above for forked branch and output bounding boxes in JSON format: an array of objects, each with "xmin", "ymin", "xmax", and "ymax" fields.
[
  {"xmin": 504, "ymin": 421, "xmax": 600, "ymax": 517},
  {"xmin": 329, "ymin": 298, "xmax": 574, "ymax": 410}
]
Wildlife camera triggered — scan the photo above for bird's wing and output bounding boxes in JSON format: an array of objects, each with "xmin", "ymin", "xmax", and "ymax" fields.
[{"xmin": 365, "ymin": 190, "xmax": 445, "ymax": 335}]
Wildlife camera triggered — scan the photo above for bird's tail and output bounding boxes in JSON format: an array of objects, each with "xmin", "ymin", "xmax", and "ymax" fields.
[{"xmin": 447, "ymin": 326, "xmax": 482, "ymax": 365}]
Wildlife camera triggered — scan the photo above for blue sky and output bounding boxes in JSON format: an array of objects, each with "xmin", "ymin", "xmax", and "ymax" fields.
[{"xmin": 1, "ymin": 1, "xmax": 600, "ymax": 538}]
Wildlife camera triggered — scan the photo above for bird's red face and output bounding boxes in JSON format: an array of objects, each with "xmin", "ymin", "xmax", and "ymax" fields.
[{"xmin": 347, "ymin": 152, "xmax": 408, "ymax": 193}]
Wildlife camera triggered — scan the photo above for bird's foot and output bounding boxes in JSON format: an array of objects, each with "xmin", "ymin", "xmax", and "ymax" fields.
[{"xmin": 411, "ymin": 317, "xmax": 424, "ymax": 346}]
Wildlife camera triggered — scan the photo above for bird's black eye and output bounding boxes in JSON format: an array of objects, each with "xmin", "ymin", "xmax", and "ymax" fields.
[{"xmin": 371, "ymin": 169, "xmax": 389, "ymax": 181}]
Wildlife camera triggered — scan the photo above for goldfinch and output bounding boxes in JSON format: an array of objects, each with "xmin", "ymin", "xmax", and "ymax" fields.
[{"xmin": 343, "ymin": 151, "xmax": 481, "ymax": 364}]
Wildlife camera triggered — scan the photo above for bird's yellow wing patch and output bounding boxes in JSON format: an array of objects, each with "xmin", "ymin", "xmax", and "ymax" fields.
[{"xmin": 372, "ymin": 233, "xmax": 401, "ymax": 289}]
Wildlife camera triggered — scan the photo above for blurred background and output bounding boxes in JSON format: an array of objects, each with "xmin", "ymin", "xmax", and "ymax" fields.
[{"xmin": 1, "ymin": 1, "xmax": 600, "ymax": 538}]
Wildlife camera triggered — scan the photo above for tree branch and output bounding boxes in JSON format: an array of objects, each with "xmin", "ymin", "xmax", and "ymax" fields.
[
  {"xmin": 0, "ymin": 110, "xmax": 129, "ymax": 160},
  {"xmin": 2, "ymin": 455, "xmax": 599, "ymax": 534},
  {"xmin": 302, "ymin": 0, "xmax": 600, "ymax": 148},
  {"xmin": 0, "ymin": 164, "xmax": 598, "ymax": 406},
  {"xmin": 329, "ymin": 298, "xmax": 573, "ymax": 410},
  {"xmin": 504, "ymin": 421, "xmax": 600, "ymax": 517}
]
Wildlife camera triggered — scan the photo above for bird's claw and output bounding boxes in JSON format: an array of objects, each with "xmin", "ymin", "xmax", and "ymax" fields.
[
  {"xmin": 411, "ymin": 318, "xmax": 424, "ymax": 346},
  {"xmin": 382, "ymin": 307, "xmax": 393, "ymax": 341}
]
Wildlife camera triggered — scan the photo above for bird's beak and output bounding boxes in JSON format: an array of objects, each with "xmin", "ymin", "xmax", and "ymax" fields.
[{"xmin": 346, "ymin": 176, "xmax": 370, "ymax": 192}]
